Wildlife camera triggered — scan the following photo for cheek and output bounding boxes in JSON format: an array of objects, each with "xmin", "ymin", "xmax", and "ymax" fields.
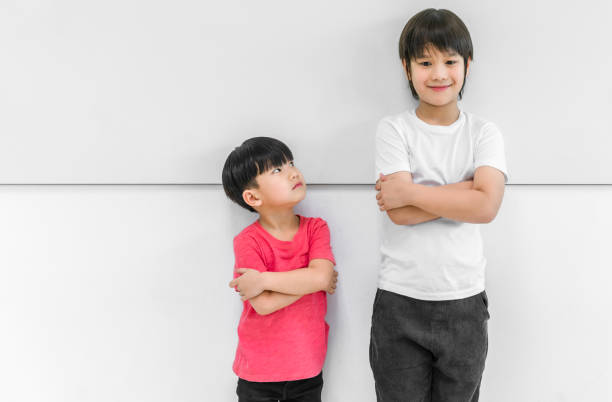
[
  {"xmin": 268, "ymin": 182, "xmax": 284, "ymax": 196},
  {"xmin": 452, "ymin": 67, "xmax": 465, "ymax": 85},
  {"xmin": 275, "ymin": 181, "xmax": 293, "ymax": 198},
  {"xmin": 410, "ymin": 70, "xmax": 428, "ymax": 87}
]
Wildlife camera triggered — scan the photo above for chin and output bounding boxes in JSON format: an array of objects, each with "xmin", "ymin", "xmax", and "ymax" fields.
[{"xmin": 424, "ymin": 97, "xmax": 458, "ymax": 107}]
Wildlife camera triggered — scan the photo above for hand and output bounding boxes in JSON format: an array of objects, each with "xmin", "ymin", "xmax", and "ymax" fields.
[
  {"xmin": 375, "ymin": 176, "xmax": 382, "ymax": 192},
  {"xmin": 229, "ymin": 268, "xmax": 265, "ymax": 301},
  {"xmin": 325, "ymin": 270, "xmax": 339, "ymax": 294},
  {"xmin": 374, "ymin": 174, "xmax": 385, "ymax": 206},
  {"xmin": 376, "ymin": 173, "xmax": 414, "ymax": 211}
]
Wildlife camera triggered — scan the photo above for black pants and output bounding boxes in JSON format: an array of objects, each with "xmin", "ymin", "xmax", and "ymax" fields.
[
  {"xmin": 369, "ymin": 289, "xmax": 489, "ymax": 402},
  {"xmin": 236, "ymin": 372, "xmax": 323, "ymax": 402}
]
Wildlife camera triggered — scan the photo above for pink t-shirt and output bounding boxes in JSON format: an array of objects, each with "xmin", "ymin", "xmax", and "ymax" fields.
[{"xmin": 232, "ymin": 215, "xmax": 336, "ymax": 382}]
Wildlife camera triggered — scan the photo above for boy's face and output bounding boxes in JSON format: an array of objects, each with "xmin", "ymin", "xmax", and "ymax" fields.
[
  {"xmin": 403, "ymin": 46, "xmax": 470, "ymax": 107},
  {"xmin": 243, "ymin": 161, "xmax": 306, "ymax": 211}
]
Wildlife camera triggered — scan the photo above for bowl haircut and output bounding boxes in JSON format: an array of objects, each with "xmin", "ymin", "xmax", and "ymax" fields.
[
  {"xmin": 222, "ymin": 137, "xmax": 294, "ymax": 212},
  {"xmin": 398, "ymin": 8, "xmax": 473, "ymax": 100}
]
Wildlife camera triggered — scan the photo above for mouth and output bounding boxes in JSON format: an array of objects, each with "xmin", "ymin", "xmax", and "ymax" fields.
[
  {"xmin": 292, "ymin": 182, "xmax": 303, "ymax": 190},
  {"xmin": 429, "ymin": 85, "xmax": 451, "ymax": 92}
]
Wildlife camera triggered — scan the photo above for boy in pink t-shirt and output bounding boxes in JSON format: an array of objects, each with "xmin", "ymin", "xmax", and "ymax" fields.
[{"xmin": 222, "ymin": 137, "xmax": 338, "ymax": 402}]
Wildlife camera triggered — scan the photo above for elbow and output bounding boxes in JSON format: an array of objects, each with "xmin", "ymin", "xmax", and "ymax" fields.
[
  {"xmin": 475, "ymin": 190, "xmax": 502, "ymax": 224},
  {"xmin": 479, "ymin": 206, "xmax": 498, "ymax": 223},
  {"xmin": 486, "ymin": 211, "xmax": 499, "ymax": 223},
  {"xmin": 309, "ymin": 261, "xmax": 334, "ymax": 291},
  {"xmin": 317, "ymin": 267, "xmax": 334, "ymax": 291},
  {"xmin": 387, "ymin": 210, "xmax": 412, "ymax": 226},
  {"xmin": 484, "ymin": 212, "xmax": 496, "ymax": 223},
  {"xmin": 253, "ymin": 305, "xmax": 272, "ymax": 316},
  {"xmin": 479, "ymin": 216, "xmax": 493, "ymax": 224},
  {"xmin": 388, "ymin": 212, "xmax": 401, "ymax": 225},
  {"xmin": 250, "ymin": 297, "xmax": 273, "ymax": 316}
]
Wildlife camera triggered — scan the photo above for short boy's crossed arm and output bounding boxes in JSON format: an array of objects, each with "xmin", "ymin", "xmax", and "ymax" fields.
[
  {"xmin": 229, "ymin": 227, "xmax": 337, "ymax": 316},
  {"xmin": 230, "ymin": 260, "xmax": 337, "ymax": 316},
  {"xmin": 245, "ymin": 291, "xmax": 303, "ymax": 316},
  {"xmin": 230, "ymin": 259, "xmax": 337, "ymax": 300}
]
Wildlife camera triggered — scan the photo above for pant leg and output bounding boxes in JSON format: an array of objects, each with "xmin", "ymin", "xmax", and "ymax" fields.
[
  {"xmin": 430, "ymin": 291, "xmax": 489, "ymax": 402},
  {"xmin": 369, "ymin": 289, "xmax": 435, "ymax": 402},
  {"xmin": 237, "ymin": 377, "xmax": 283, "ymax": 402},
  {"xmin": 283, "ymin": 372, "xmax": 323, "ymax": 402}
]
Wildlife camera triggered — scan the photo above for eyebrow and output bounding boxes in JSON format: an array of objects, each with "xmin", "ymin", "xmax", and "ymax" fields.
[{"xmin": 416, "ymin": 52, "xmax": 459, "ymax": 59}]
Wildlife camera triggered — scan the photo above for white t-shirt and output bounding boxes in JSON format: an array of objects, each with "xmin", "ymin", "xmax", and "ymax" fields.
[{"xmin": 375, "ymin": 108, "xmax": 508, "ymax": 301}]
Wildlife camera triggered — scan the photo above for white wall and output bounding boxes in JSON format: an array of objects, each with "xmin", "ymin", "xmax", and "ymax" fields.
[
  {"xmin": 1, "ymin": 184, "xmax": 610, "ymax": 401},
  {"xmin": 2, "ymin": 0, "xmax": 612, "ymax": 184}
]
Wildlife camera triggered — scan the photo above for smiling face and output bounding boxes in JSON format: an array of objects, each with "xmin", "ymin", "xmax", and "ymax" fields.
[
  {"xmin": 243, "ymin": 160, "xmax": 306, "ymax": 211},
  {"xmin": 403, "ymin": 45, "xmax": 470, "ymax": 108}
]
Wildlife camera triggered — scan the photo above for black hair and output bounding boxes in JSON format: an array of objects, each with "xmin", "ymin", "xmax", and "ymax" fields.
[
  {"xmin": 398, "ymin": 9, "xmax": 473, "ymax": 100},
  {"xmin": 222, "ymin": 137, "xmax": 294, "ymax": 212}
]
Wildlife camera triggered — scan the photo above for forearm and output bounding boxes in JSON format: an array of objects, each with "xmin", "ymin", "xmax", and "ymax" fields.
[
  {"xmin": 387, "ymin": 205, "xmax": 440, "ymax": 225},
  {"xmin": 249, "ymin": 291, "xmax": 302, "ymax": 315},
  {"xmin": 410, "ymin": 183, "xmax": 492, "ymax": 223},
  {"xmin": 388, "ymin": 180, "xmax": 473, "ymax": 225},
  {"xmin": 260, "ymin": 267, "xmax": 330, "ymax": 295}
]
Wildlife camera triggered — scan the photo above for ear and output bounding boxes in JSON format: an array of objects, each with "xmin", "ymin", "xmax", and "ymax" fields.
[
  {"xmin": 242, "ymin": 188, "xmax": 262, "ymax": 209},
  {"xmin": 402, "ymin": 59, "xmax": 411, "ymax": 81},
  {"xmin": 465, "ymin": 57, "xmax": 472, "ymax": 77}
]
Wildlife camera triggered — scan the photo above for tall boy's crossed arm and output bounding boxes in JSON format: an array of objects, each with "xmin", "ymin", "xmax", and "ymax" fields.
[
  {"xmin": 377, "ymin": 166, "xmax": 505, "ymax": 224},
  {"xmin": 376, "ymin": 172, "xmax": 474, "ymax": 225}
]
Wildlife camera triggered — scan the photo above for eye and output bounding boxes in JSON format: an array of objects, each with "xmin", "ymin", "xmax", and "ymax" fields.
[
  {"xmin": 446, "ymin": 60, "xmax": 458, "ymax": 65},
  {"xmin": 289, "ymin": 161, "xmax": 295, "ymax": 167},
  {"xmin": 419, "ymin": 61, "xmax": 431, "ymax": 67},
  {"xmin": 272, "ymin": 168, "xmax": 281, "ymax": 174}
]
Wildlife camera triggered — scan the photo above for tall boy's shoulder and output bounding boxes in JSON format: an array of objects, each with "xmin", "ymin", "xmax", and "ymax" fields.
[
  {"xmin": 378, "ymin": 109, "xmax": 413, "ymax": 127},
  {"xmin": 462, "ymin": 111, "xmax": 501, "ymax": 133},
  {"xmin": 375, "ymin": 110, "xmax": 415, "ymax": 141}
]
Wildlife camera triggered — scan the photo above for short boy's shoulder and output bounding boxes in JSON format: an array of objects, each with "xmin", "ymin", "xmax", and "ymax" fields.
[
  {"xmin": 233, "ymin": 221, "xmax": 261, "ymax": 246},
  {"xmin": 232, "ymin": 222, "xmax": 275, "ymax": 267},
  {"xmin": 300, "ymin": 215, "xmax": 327, "ymax": 225},
  {"xmin": 300, "ymin": 216, "xmax": 330, "ymax": 236}
]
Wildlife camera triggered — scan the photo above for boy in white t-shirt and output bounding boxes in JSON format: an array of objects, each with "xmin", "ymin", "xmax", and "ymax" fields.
[{"xmin": 370, "ymin": 9, "xmax": 508, "ymax": 402}]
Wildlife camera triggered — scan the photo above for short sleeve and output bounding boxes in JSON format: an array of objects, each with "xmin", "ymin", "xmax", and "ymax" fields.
[
  {"xmin": 308, "ymin": 219, "xmax": 336, "ymax": 266},
  {"xmin": 233, "ymin": 234, "xmax": 269, "ymax": 279},
  {"xmin": 475, "ymin": 123, "xmax": 509, "ymax": 183},
  {"xmin": 375, "ymin": 118, "xmax": 412, "ymax": 180}
]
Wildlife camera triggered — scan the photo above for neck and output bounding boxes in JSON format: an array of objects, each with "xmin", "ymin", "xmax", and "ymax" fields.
[
  {"xmin": 258, "ymin": 209, "xmax": 299, "ymax": 233},
  {"xmin": 415, "ymin": 101, "xmax": 460, "ymax": 126}
]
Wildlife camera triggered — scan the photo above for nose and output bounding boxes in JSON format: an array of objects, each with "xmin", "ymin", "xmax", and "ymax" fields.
[
  {"xmin": 431, "ymin": 63, "xmax": 447, "ymax": 81},
  {"xmin": 289, "ymin": 166, "xmax": 300, "ymax": 179}
]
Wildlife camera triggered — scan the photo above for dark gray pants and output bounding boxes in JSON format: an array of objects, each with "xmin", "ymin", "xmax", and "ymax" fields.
[{"xmin": 369, "ymin": 289, "xmax": 489, "ymax": 402}]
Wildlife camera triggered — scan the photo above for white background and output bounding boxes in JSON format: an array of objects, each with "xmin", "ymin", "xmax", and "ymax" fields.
[
  {"xmin": 1, "ymin": 185, "xmax": 610, "ymax": 401},
  {"xmin": 1, "ymin": 0, "xmax": 611, "ymax": 183},
  {"xmin": 1, "ymin": 0, "xmax": 611, "ymax": 401}
]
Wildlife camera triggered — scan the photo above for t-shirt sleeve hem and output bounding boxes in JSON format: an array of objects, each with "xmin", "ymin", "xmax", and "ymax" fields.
[
  {"xmin": 474, "ymin": 162, "xmax": 509, "ymax": 183},
  {"xmin": 308, "ymin": 255, "xmax": 336, "ymax": 266}
]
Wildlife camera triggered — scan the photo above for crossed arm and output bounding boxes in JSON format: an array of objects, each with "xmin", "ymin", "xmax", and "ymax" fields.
[
  {"xmin": 229, "ymin": 259, "xmax": 337, "ymax": 316},
  {"xmin": 376, "ymin": 166, "xmax": 506, "ymax": 225}
]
